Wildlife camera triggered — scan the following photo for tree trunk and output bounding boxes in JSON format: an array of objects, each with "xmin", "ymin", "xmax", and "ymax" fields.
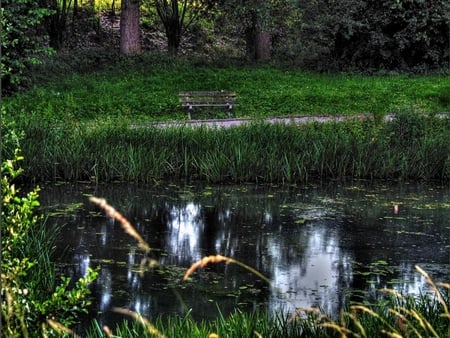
[
  {"xmin": 166, "ymin": 21, "xmax": 181, "ymax": 56},
  {"xmin": 245, "ymin": 10, "xmax": 258, "ymax": 60},
  {"xmin": 256, "ymin": 31, "xmax": 272, "ymax": 61},
  {"xmin": 120, "ymin": 0, "xmax": 141, "ymax": 55},
  {"xmin": 44, "ymin": 0, "xmax": 67, "ymax": 50},
  {"xmin": 245, "ymin": 6, "xmax": 271, "ymax": 61}
]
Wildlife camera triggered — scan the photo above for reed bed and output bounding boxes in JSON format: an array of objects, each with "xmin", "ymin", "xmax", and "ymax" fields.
[{"xmin": 7, "ymin": 112, "xmax": 450, "ymax": 184}]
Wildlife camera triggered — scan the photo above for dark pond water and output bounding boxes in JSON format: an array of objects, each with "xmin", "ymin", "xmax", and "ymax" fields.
[{"xmin": 38, "ymin": 180, "xmax": 450, "ymax": 331}]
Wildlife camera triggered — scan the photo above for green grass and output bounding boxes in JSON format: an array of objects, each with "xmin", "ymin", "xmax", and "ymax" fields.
[
  {"xmin": 4, "ymin": 52, "xmax": 450, "ymax": 123},
  {"xmin": 84, "ymin": 309, "xmax": 332, "ymax": 337}
]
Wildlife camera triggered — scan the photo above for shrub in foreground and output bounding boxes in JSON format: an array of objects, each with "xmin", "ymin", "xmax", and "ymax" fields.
[{"xmin": 1, "ymin": 151, "xmax": 98, "ymax": 337}]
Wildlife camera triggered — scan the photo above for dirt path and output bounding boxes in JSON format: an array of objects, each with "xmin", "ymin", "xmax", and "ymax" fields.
[
  {"xmin": 134, "ymin": 114, "xmax": 377, "ymax": 129},
  {"xmin": 132, "ymin": 113, "xmax": 450, "ymax": 129}
]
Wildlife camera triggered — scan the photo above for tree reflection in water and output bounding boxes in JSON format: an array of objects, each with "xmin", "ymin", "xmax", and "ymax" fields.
[{"xmin": 166, "ymin": 202, "xmax": 204, "ymax": 262}]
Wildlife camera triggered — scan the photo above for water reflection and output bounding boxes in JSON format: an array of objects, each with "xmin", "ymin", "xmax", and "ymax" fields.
[
  {"xmin": 38, "ymin": 181, "xmax": 450, "ymax": 330},
  {"xmin": 166, "ymin": 202, "xmax": 204, "ymax": 262},
  {"xmin": 267, "ymin": 221, "xmax": 353, "ymax": 316}
]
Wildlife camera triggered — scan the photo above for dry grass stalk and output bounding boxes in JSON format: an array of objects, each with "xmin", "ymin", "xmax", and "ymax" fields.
[
  {"xmin": 183, "ymin": 255, "xmax": 235, "ymax": 280},
  {"xmin": 103, "ymin": 325, "xmax": 113, "ymax": 338},
  {"xmin": 380, "ymin": 331, "xmax": 403, "ymax": 338},
  {"xmin": 254, "ymin": 330, "xmax": 263, "ymax": 338},
  {"xmin": 348, "ymin": 310, "xmax": 367, "ymax": 338},
  {"xmin": 89, "ymin": 197, "xmax": 150, "ymax": 253},
  {"xmin": 288, "ymin": 306, "xmax": 325, "ymax": 323},
  {"xmin": 320, "ymin": 322, "xmax": 351, "ymax": 337},
  {"xmin": 415, "ymin": 264, "xmax": 449, "ymax": 315},
  {"xmin": 436, "ymin": 281, "xmax": 450, "ymax": 319},
  {"xmin": 113, "ymin": 307, "xmax": 165, "ymax": 338},
  {"xmin": 380, "ymin": 287, "xmax": 405, "ymax": 300},
  {"xmin": 350, "ymin": 305, "xmax": 380, "ymax": 318},
  {"xmin": 388, "ymin": 308, "xmax": 421, "ymax": 337},
  {"xmin": 138, "ymin": 257, "xmax": 159, "ymax": 277},
  {"xmin": 409, "ymin": 308, "xmax": 440, "ymax": 338},
  {"xmin": 183, "ymin": 254, "xmax": 271, "ymax": 285}
]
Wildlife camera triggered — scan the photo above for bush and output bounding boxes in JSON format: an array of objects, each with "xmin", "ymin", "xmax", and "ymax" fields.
[{"xmin": 1, "ymin": 150, "xmax": 98, "ymax": 337}]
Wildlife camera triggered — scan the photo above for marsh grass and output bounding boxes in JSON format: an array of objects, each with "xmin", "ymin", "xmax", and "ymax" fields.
[
  {"xmin": 20, "ymin": 217, "xmax": 61, "ymax": 300},
  {"xmin": 86, "ymin": 197, "xmax": 450, "ymax": 338},
  {"xmin": 8, "ymin": 113, "xmax": 450, "ymax": 184}
]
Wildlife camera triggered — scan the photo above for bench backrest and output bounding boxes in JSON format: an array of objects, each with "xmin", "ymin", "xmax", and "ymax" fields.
[{"xmin": 179, "ymin": 91, "xmax": 236, "ymax": 105}]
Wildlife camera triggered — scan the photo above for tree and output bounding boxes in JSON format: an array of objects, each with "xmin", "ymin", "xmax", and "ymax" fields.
[
  {"xmin": 217, "ymin": 0, "xmax": 271, "ymax": 61},
  {"xmin": 151, "ymin": 0, "xmax": 213, "ymax": 56},
  {"xmin": 217, "ymin": 0, "xmax": 299, "ymax": 61},
  {"xmin": 329, "ymin": 0, "xmax": 450, "ymax": 70},
  {"xmin": 1, "ymin": 0, "xmax": 53, "ymax": 94},
  {"xmin": 40, "ymin": 0, "xmax": 70, "ymax": 49},
  {"xmin": 120, "ymin": 0, "xmax": 142, "ymax": 55}
]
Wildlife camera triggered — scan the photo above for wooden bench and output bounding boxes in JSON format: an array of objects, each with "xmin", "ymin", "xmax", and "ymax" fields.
[{"xmin": 179, "ymin": 91, "xmax": 236, "ymax": 119}]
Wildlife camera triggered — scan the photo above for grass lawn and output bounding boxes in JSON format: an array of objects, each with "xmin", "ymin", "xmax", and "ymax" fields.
[{"xmin": 4, "ymin": 52, "xmax": 450, "ymax": 123}]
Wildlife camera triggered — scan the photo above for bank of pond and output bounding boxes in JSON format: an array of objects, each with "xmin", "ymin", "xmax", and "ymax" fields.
[{"xmin": 4, "ymin": 111, "xmax": 450, "ymax": 184}]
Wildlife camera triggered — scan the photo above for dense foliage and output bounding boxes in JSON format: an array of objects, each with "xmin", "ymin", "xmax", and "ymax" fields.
[
  {"xmin": 1, "ymin": 0, "xmax": 53, "ymax": 93},
  {"xmin": 296, "ymin": 0, "xmax": 450, "ymax": 71}
]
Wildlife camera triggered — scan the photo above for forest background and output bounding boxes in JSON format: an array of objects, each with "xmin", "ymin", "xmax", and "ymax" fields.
[{"xmin": 2, "ymin": 0, "xmax": 450, "ymax": 95}]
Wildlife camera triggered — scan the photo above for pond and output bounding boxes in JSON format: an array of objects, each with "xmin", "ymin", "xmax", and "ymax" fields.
[{"xmin": 38, "ymin": 180, "xmax": 450, "ymax": 331}]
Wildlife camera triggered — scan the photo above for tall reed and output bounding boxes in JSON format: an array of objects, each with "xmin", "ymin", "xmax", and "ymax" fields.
[{"xmin": 6, "ymin": 113, "xmax": 450, "ymax": 184}]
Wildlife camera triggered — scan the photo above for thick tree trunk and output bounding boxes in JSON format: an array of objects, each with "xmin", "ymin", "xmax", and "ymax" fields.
[
  {"xmin": 256, "ymin": 31, "xmax": 272, "ymax": 61},
  {"xmin": 120, "ymin": 0, "xmax": 141, "ymax": 55},
  {"xmin": 245, "ymin": 7, "xmax": 271, "ymax": 61}
]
